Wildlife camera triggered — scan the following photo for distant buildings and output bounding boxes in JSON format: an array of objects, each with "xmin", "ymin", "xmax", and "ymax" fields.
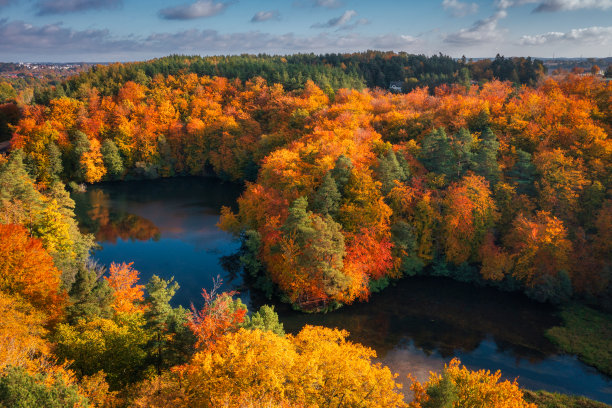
[
  {"xmin": 389, "ymin": 81, "xmax": 403, "ymax": 92},
  {"xmin": 0, "ymin": 62, "xmax": 87, "ymax": 79}
]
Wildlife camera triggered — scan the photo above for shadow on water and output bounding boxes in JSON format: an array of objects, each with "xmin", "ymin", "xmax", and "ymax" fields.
[
  {"xmin": 270, "ymin": 277, "xmax": 612, "ymax": 403},
  {"xmin": 74, "ymin": 177, "xmax": 612, "ymax": 404}
]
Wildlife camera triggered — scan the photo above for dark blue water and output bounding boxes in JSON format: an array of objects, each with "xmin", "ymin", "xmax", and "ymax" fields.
[
  {"xmin": 73, "ymin": 177, "xmax": 244, "ymax": 306},
  {"xmin": 74, "ymin": 177, "xmax": 612, "ymax": 404}
]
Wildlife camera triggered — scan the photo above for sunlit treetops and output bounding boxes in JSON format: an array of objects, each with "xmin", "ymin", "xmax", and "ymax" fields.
[{"xmin": 9, "ymin": 72, "xmax": 612, "ymax": 309}]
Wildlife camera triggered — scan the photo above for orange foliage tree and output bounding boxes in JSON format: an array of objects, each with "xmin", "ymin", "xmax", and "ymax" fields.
[
  {"xmin": 187, "ymin": 278, "xmax": 247, "ymax": 350},
  {"xmin": 105, "ymin": 262, "xmax": 145, "ymax": 314},
  {"xmin": 0, "ymin": 224, "xmax": 66, "ymax": 321},
  {"xmin": 442, "ymin": 174, "xmax": 497, "ymax": 265},
  {"xmin": 504, "ymin": 211, "xmax": 572, "ymax": 287}
]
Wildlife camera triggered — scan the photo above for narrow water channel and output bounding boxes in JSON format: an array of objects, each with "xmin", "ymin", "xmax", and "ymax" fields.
[{"xmin": 74, "ymin": 177, "xmax": 612, "ymax": 404}]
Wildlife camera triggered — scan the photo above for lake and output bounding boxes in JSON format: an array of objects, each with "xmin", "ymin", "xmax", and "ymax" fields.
[{"xmin": 74, "ymin": 177, "xmax": 612, "ymax": 404}]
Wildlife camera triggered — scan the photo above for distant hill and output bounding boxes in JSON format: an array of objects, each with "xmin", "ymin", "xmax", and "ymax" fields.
[
  {"xmin": 28, "ymin": 52, "xmax": 547, "ymax": 103},
  {"xmin": 540, "ymin": 57, "xmax": 612, "ymax": 74}
]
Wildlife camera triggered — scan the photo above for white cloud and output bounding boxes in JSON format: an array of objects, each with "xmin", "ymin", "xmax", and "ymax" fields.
[
  {"xmin": 0, "ymin": 19, "xmax": 136, "ymax": 57},
  {"xmin": 251, "ymin": 10, "xmax": 280, "ymax": 23},
  {"xmin": 159, "ymin": 0, "xmax": 229, "ymax": 20},
  {"xmin": 495, "ymin": 0, "xmax": 611, "ymax": 11},
  {"xmin": 337, "ymin": 18, "xmax": 369, "ymax": 31},
  {"xmin": 142, "ymin": 29, "xmax": 420, "ymax": 54},
  {"xmin": 444, "ymin": 10, "xmax": 508, "ymax": 45},
  {"xmin": 533, "ymin": 0, "xmax": 612, "ymax": 11},
  {"xmin": 520, "ymin": 26, "xmax": 612, "ymax": 44},
  {"xmin": 35, "ymin": 0, "xmax": 121, "ymax": 15},
  {"xmin": 495, "ymin": 0, "xmax": 538, "ymax": 9},
  {"xmin": 442, "ymin": 0, "xmax": 478, "ymax": 17},
  {"xmin": 0, "ymin": 17, "xmax": 422, "ymax": 60},
  {"xmin": 315, "ymin": 0, "xmax": 342, "ymax": 7},
  {"xmin": 292, "ymin": 0, "xmax": 343, "ymax": 8},
  {"xmin": 311, "ymin": 9, "xmax": 357, "ymax": 28}
]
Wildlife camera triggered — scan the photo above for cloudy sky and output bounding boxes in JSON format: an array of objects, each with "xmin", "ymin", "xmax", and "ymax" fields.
[{"xmin": 0, "ymin": 0, "xmax": 611, "ymax": 62}]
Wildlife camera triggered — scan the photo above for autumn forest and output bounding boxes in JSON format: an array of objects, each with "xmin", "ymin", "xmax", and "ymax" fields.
[{"xmin": 0, "ymin": 52, "xmax": 611, "ymax": 407}]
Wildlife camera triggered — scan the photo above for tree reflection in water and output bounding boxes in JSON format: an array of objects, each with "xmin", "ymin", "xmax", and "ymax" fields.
[{"xmin": 75, "ymin": 189, "xmax": 161, "ymax": 243}]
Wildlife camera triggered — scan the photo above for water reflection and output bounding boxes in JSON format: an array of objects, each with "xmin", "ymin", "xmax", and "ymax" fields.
[
  {"xmin": 274, "ymin": 277, "xmax": 559, "ymax": 361},
  {"xmin": 272, "ymin": 277, "xmax": 612, "ymax": 403},
  {"xmin": 74, "ymin": 177, "xmax": 244, "ymax": 306},
  {"xmin": 80, "ymin": 188, "xmax": 161, "ymax": 243},
  {"xmin": 74, "ymin": 178, "xmax": 612, "ymax": 404}
]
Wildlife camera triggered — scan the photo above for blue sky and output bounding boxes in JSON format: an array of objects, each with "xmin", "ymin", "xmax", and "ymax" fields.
[{"xmin": 0, "ymin": 0, "xmax": 611, "ymax": 62}]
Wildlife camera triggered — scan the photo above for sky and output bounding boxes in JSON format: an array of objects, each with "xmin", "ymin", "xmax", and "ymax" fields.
[{"xmin": 0, "ymin": 0, "xmax": 611, "ymax": 62}]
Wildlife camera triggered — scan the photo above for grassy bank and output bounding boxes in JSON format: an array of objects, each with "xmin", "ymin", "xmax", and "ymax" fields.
[
  {"xmin": 546, "ymin": 304, "xmax": 612, "ymax": 377},
  {"xmin": 523, "ymin": 390, "xmax": 611, "ymax": 408}
]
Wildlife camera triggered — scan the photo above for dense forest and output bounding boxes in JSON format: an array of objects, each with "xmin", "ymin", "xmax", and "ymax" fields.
[
  {"xmin": 9, "ymin": 68, "xmax": 611, "ymax": 309},
  {"xmin": 0, "ymin": 53, "xmax": 610, "ymax": 406},
  {"xmin": 0, "ymin": 53, "xmax": 547, "ymax": 144},
  {"xmin": 0, "ymin": 150, "xmax": 547, "ymax": 406}
]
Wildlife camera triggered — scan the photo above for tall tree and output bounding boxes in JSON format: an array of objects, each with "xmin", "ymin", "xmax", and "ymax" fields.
[
  {"xmin": 105, "ymin": 262, "xmax": 145, "ymax": 314},
  {"xmin": 330, "ymin": 154, "xmax": 354, "ymax": 194},
  {"xmin": 376, "ymin": 148, "xmax": 408, "ymax": 194},
  {"xmin": 473, "ymin": 127, "xmax": 500, "ymax": 184},
  {"xmin": 533, "ymin": 148, "xmax": 587, "ymax": 222},
  {"xmin": 311, "ymin": 172, "xmax": 341, "ymax": 216},
  {"xmin": 442, "ymin": 174, "xmax": 497, "ymax": 265},
  {"xmin": 420, "ymin": 128, "xmax": 453, "ymax": 178},
  {"xmin": 507, "ymin": 149, "xmax": 536, "ymax": 196},
  {"xmin": 101, "ymin": 139, "xmax": 124, "ymax": 180},
  {"xmin": 451, "ymin": 128, "xmax": 474, "ymax": 179},
  {"xmin": 46, "ymin": 143, "xmax": 63, "ymax": 182},
  {"xmin": 505, "ymin": 211, "xmax": 572, "ymax": 289},
  {"xmin": 411, "ymin": 358, "xmax": 536, "ymax": 408},
  {"xmin": 242, "ymin": 305, "xmax": 285, "ymax": 336},
  {"xmin": 66, "ymin": 261, "xmax": 113, "ymax": 323},
  {"xmin": 67, "ymin": 130, "xmax": 90, "ymax": 181},
  {"xmin": 144, "ymin": 275, "xmax": 192, "ymax": 374}
]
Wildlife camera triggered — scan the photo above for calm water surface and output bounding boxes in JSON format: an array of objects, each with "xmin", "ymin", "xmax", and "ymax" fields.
[
  {"xmin": 74, "ymin": 177, "xmax": 612, "ymax": 404},
  {"xmin": 73, "ymin": 177, "xmax": 244, "ymax": 305}
]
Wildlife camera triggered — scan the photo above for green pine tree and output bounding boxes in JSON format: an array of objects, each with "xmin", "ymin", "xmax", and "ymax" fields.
[
  {"xmin": 420, "ymin": 128, "xmax": 454, "ymax": 178},
  {"xmin": 311, "ymin": 172, "xmax": 341, "ymax": 216},
  {"xmin": 243, "ymin": 305, "xmax": 285, "ymax": 336},
  {"xmin": 474, "ymin": 127, "xmax": 501, "ymax": 184},
  {"xmin": 508, "ymin": 149, "xmax": 536, "ymax": 196},
  {"xmin": 330, "ymin": 154, "xmax": 354, "ymax": 194},
  {"xmin": 376, "ymin": 149, "xmax": 407, "ymax": 194},
  {"xmin": 423, "ymin": 374, "xmax": 459, "ymax": 408},
  {"xmin": 0, "ymin": 367, "xmax": 89, "ymax": 408},
  {"xmin": 144, "ymin": 275, "xmax": 194, "ymax": 374},
  {"xmin": 66, "ymin": 261, "xmax": 113, "ymax": 323},
  {"xmin": 101, "ymin": 139, "xmax": 124, "ymax": 180},
  {"xmin": 46, "ymin": 143, "xmax": 64, "ymax": 182},
  {"xmin": 452, "ymin": 128, "xmax": 474, "ymax": 179}
]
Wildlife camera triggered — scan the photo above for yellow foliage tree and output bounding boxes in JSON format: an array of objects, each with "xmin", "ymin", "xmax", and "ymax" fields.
[
  {"xmin": 80, "ymin": 137, "xmax": 107, "ymax": 183},
  {"xmin": 136, "ymin": 326, "xmax": 407, "ymax": 408},
  {"xmin": 410, "ymin": 358, "xmax": 536, "ymax": 408},
  {"xmin": 0, "ymin": 291, "xmax": 50, "ymax": 373}
]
